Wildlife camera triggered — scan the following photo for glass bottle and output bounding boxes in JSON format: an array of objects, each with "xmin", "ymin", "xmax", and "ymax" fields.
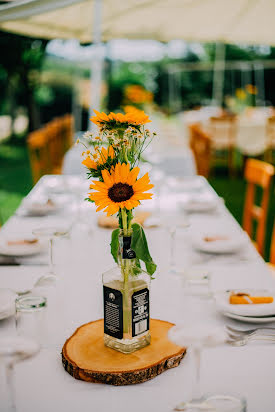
[{"xmin": 102, "ymin": 230, "xmax": 151, "ymax": 353}]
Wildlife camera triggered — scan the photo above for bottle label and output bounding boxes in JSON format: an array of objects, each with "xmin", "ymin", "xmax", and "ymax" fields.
[
  {"xmin": 103, "ymin": 286, "xmax": 123, "ymax": 339},
  {"xmin": 119, "ymin": 236, "xmax": 136, "ymax": 259},
  {"xmin": 132, "ymin": 288, "xmax": 150, "ymax": 337}
]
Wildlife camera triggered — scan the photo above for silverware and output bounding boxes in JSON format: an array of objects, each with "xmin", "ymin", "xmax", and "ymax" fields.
[
  {"xmin": 226, "ymin": 334, "xmax": 275, "ymax": 346},
  {"xmin": 226, "ymin": 325, "xmax": 275, "ymax": 335}
]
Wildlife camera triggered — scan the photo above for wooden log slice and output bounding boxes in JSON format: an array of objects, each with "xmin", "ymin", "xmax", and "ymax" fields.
[{"xmin": 62, "ymin": 318, "xmax": 186, "ymax": 386}]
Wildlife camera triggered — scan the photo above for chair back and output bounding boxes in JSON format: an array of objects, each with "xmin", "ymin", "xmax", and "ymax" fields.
[
  {"xmin": 27, "ymin": 114, "xmax": 74, "ymax": 183},
  {"xmin": 243, "ymin": 158, "xmax": 274, "ymax": 256},
  {"xmin": 27, "ymin": 130, "xmax": 50, "ymax": 184},
  {"xmin": 189, "ymin": 123, "xmax": 212, "ymax": 178},
  {"xmin": 266, "ymin": 116, "xmax": 275, "ymax": 149},
  {"xmin": 270, "ymin": 221, "xmax": 275, "ymax": 265},
  {"xmin": 209, "ymin": 115, "xmax": 237, "ymax": 149}
]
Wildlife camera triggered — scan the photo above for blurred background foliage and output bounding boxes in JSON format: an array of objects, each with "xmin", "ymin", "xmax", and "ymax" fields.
[
  {"xmin": 1, "ymin": 32, "xmax": 275, "ymax": 258},
  {"xmin": 1, "ymin": 31, "xmax": 275, "ymax": 143}
]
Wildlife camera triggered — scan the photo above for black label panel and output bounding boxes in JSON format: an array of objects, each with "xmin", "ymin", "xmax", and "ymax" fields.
[
  {"xmin": 132, "ymin": 288, "xmax": 149, "ymax": 337},
  {"xmin": 103, "ymin": 286, "xmax": 123, "ymax": 339}
]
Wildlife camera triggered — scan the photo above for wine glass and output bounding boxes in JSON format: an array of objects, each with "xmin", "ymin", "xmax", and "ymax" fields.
[
  {"xmin": 32, "ymin": 226, "xmax": 70, "ymax": 287},
  {"xmin": 161, "ymin": 212, "xmax": 190, "ymax": 275},
  {"xmin": 0, "ymin": 336, "xmax": 40, "ymax": 412},
  {"xmin": 168, "ymin": 325, "xmax": 246, "ymax": 411}
]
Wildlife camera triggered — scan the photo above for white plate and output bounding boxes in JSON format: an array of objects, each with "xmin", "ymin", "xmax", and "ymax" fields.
[
  {"xmin": 192, "ymin": 232, "xmax": 248, "ymax": 254},
  {"xmin": 215, "ymin": 289, "xmax": 275, "ymax": 317},
  {"xmin": 182, "ymin": 198, "xmax": 218, "ymax": 213},
  {"xmin": 0, "ymin": 289, "xmax": 17, "ymax": 320},
  {"xmin": 167, "ymin": 177, "xmax": 205, "ymax": 192},
  {"xmin": 222, "ymin": 311, "xmax": 275, "ymax": 324},
  {"xmin": 0, "ymin": 238, "xmax": 46, "ymax": 257},
  {"xmin": 22, "ymin": 198, "xmax": 61, "ymax": 216}
]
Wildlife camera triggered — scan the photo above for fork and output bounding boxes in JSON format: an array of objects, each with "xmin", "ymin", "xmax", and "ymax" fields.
[
  {"xmin": 226, "ymin": 325, "xmax": 275, "ymax": 336},
  {"xmin": 226, "ymin": 334, "xmax": 275, "ymax": 346}
]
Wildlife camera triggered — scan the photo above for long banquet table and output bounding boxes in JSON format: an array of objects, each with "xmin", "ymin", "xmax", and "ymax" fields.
[{"xmin": 0, "ymin": 175, "xmax": 275, "ymax": 412}]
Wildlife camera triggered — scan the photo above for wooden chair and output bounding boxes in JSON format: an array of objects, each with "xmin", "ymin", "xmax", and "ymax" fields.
[
  {"xmin": 269, "ymin": 221, "xmax": 275, "ymax": 265},
  {"xmin": 189, "ymin": 123, "xmax": 212, "ymax": 178},
  {"xmin": 27, "ymin": 130, "xmax": 50, "ymax": 184},
  {"xmin": 45, "ymin": 114, "xmax": 74, "ymax": 175},
  {"xmin": 27, "ymin": 114, "xmax": 74, "ymax": 184},
  {"xmin": 265, "ymin": 116, "xmax": 275, "ymax": 163},
  {"xmin": 208, "ymin": 115, "xmax": 237, "ymax": 175},
  {"xmin": 62, "ymin": 114, "xmax": 74, "ymax": 151},
  {"xmin": 243, "ymin": 159, "xmax": 274, "ymax": 256}
]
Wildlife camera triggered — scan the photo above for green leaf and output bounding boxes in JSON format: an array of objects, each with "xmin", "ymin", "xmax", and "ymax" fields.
[
  {"xmin": 110, "ymin": 228, "xmax": 120, "ymax": 263},
  {"xmin": 131, "ymin": 223, "xmax": 157, "ymax": 276}
]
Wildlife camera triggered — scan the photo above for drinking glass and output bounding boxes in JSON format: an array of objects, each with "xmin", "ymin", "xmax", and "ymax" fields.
[
  {"xmin": 15, "ymin": 296, "xmax": 47, "ymax": 344},
  {"xmin": 32, "ymin": 226, "xmax": 70, "ymax": 287},
  {"xmin": 168, "ymin": 325, "xmax": 246, "ymax": 411},
  {"xmin": 0, "ymin": 336, "xmax": 40, "ymax": 412},
  {"xmin": 182, "ymin": 265, "xmax": 211, "ymax": 299}
]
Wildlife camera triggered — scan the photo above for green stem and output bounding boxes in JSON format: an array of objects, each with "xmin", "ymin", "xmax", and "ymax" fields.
[{"xmin": 121, "ymin": 208, "xmax": 128, "ymax": 235}]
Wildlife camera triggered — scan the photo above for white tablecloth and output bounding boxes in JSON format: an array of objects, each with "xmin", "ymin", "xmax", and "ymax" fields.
[{"xmin": 0, "ymin": 175, "xmax": 275, "ymax": 412}]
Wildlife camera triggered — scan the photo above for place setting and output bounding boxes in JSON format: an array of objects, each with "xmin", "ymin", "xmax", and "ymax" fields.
[{"xmin": 214, "ymin": 288, "xmax": 275, "ymax": 325}]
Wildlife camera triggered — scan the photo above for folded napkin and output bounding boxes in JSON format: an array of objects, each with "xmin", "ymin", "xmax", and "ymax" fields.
[
  {"xmin": 7, "ymin": 238, "xmax": 38, "ymax": 246},
  {"xmin": 98, "ymin": 211, "xmax": 151, "ymax": 229},
  {"xmin": 230, "ymin": 293, "xmax": 274, "ymax": 304}
]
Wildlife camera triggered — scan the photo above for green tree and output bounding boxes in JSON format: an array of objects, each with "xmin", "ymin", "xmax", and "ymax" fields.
[{"xmin": 0, "ymin": 31, "xmax": 47, "ymax": 133}]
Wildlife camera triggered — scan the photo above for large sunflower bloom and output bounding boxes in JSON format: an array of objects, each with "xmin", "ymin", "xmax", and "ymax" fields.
[
  {"xmin": 91, "ymin": 109, "xmax": 151, "ymax": 128},
  {"xmin": 82, "ymin": 146, "xmax": 115, "ymax": 170},
  {"xmin": 89, "ymin": 163, "xmax": 154, "ymax": 216}
]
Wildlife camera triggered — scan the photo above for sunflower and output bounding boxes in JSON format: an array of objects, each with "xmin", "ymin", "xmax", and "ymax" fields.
[
  {"xmin": 82, "ymin": 146, "xmax": 115, "ymax": 170},
  {"xmin": 89, "ymin": 163, "xmax": 154, "ymax": 216},
  {"xmin": 90, "ymin": 109, "xmax": 151, "ymax": 128}
]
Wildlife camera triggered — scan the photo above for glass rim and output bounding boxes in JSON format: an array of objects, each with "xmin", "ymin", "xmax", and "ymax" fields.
[
  {"xmin": 32, "ymin": 226, "xmax": 69, "ymax": 237},
  {"xmin": 202, "ymin": 393, "xmax": 247, "ymax": 411},
  {"xmin": 15, "ymin": 295, "xmax": 47, "ymax": 311}
]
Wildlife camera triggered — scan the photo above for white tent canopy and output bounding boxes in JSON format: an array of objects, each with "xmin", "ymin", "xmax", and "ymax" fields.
[{"xmin": 0, "ymin": 0, "xmax": 275, "ymax": 45}]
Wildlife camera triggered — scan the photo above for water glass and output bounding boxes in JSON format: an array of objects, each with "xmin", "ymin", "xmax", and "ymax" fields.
[{"xmin": 15, "ymin": 296, "xmax": 47, "ymax": 344}]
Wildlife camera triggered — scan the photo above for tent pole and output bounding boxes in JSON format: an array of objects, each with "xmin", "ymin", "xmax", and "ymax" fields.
[
  {"xmin": 212, "ymin": 42, "xmax": 225, "ymax": 107},
  {"xmin": 88, "ymin": 0, "xmax": 103, "ymax": 130}
]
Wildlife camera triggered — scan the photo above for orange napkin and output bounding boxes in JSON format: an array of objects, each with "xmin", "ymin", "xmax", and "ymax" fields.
[
  {"xmin": 7, "ymin": 239, "xmax": 38, "ymax": 246},
  {"xmin": 230, "ymin": 293, "xmax": 273, "ymax": 304}
]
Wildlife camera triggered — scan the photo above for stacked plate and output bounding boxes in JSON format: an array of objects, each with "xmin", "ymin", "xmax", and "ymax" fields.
[{"xmin": 214, "ymin": 289, "xmax": 275, "ymax": 323}]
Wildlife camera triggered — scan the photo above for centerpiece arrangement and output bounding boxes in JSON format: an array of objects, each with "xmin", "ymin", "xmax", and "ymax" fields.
[
  {"xmin": 81, "ymin": 108, "xmax": 157, "ymax": 353},
  {"xmin": 62, "ymin": 109, "xmax": 186, "ymax": 384},
  {"xmin": 225, "ymin": 84, "xmax": 258, "ymax": 114}
]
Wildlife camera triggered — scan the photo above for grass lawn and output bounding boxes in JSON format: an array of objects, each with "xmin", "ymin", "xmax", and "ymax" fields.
[
  {"xmin": 0, "ymin": 142, "xmax": 32, "ymax": 223},
  {"xmin": 0, "ymin": 142, "xmax": 274, "ymax": 260}
]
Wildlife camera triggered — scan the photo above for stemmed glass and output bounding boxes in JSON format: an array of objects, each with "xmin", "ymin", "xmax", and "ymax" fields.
[
  {"xmin": 32, "ymin": 226, "xmax": 70, "ymax": 287},
  {"xmin": 0, "ymin": 336, "xmax": 40, "ymax": 412},
  {"xmin": 168, "ymin": 325, "xmax": 246, "ymax": 411},
  {"xmin": 162, "ymin": 213, "xmax": 190, "ymax": 275}
]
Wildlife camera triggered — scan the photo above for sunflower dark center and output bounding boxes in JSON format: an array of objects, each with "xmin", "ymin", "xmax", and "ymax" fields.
[{"xmin": 108, "ymin": 183, "xmax": 134, "ymax": 203}]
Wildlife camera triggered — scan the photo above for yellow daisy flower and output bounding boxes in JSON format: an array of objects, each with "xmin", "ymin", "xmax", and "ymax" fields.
[
  {"xmin": 90, "ymin": 109, "xmax": 151, "ymax": 128},
  {"xmin": 82, "ymin": 146, "xmax": 115, "ymax": 170},
  {"xmin": 236, "ymin": 88, "xmax": 246, "ymax": 100},
  {"xmin": 89, "ymin": 163, "xmax": 154, "ymax": 216}
]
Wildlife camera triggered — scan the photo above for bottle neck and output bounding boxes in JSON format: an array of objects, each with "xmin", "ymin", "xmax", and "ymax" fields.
[{"xmin": 118, "ymin": 232, "xmax": 136, "ymax": 260}]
